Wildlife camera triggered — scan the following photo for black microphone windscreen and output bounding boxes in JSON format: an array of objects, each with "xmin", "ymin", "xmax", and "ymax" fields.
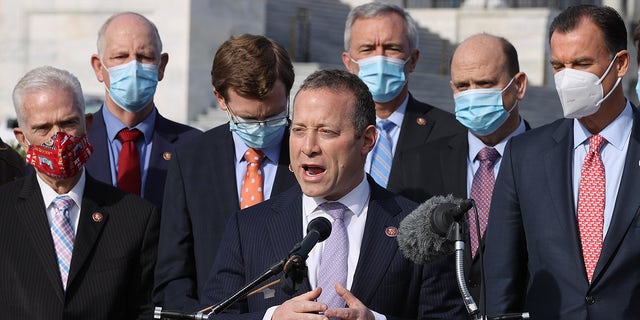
[
  {"xmin": 397, "ymin": 194, "xmax": 464, "ymax": 264},
  {"xmin": 307, "ymin": 216, "xmax": 331, "ymax": 242}
]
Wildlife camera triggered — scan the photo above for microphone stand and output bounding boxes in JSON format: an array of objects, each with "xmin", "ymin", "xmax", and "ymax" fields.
[{"xmin": 155, "ymin": 255, "xmax": 306, "ymax": 320}]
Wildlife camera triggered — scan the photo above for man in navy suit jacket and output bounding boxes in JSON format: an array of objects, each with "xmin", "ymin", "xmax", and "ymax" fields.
[
  {"xmin": 86, "ymin": 12, "xmax": 201, "ymax": 210},
  {"xmin": 200, "ymin": 69, "xmax": 466, "ymax": 319},
  {"xmin": 153, "ymin": 34, "xmax": 298, "ymax": 311},
  {"xmin": 484, "ymin": 5, "xmax": 640, "ymax": 319}
]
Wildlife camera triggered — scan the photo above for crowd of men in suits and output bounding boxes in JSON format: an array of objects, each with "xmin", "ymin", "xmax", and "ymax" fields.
[{"xmin": 1, "ymin": 2, "xmax": 639, "ymax": 319}]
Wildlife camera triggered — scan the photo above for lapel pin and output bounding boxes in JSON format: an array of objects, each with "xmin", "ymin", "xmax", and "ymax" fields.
[
  {"xmin": 385, "ymin": 226, "xmax": 398, "ymax": 237},
  {"xmin": 92, "ymin": 212, "xmax": 104, "ymax": 223},
  {"xmin": 262, "ymin": 287, "xmax": 275, "ymax": 299},
  {"xmin": 416, "ymin": 117, "xmax": 426, "ymax": 126},
  {"xmin": 163, "ymin": 152, "xmax": 172, "ymax": 161}
]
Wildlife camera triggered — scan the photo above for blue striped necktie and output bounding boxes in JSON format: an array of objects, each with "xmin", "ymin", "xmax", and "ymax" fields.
[
  {"xmin": 50, "ymin": 195, "xmax": 75, "ymax": 290},
  {"xmin": 370, "ymin": 120, "xmax": 395, "ymax": 188}
]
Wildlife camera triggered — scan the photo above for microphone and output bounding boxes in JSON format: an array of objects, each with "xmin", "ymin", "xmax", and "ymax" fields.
[
  {"xmin": 288, "ymin": 216, "xmax": 332, "ymax": 259},
  {"xmin": 281, "ymin": 216, "xmax": 331, "ymax": 295},
  {"xmin": 396, "ymin": 195, "xmax": 473, "ymax": 264}
]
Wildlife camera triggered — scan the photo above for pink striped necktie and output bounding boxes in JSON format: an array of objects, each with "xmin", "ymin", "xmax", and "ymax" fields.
[
  {"xmin": 469, "ymin": 147, "xmax": 500, "ymax": 257},
  {"xmin": 50, "ymin": 195, "xmax": 75, "ymax": 290}
]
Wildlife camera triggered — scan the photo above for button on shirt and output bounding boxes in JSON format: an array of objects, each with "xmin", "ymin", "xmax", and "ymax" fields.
[
  {"xmin": 37, "ymin": 168, "xmax": 86, "ymax": 235},
  {"xmin": 572, "ymin": 102, "xmax": 632, "ymax": 239},
  {"xmin": 232, "ymin": 130, "xmax": 283, "ymax": 202},
  {"xmin": 103, "ymin": 105, "xmax": 155, "ymax": 198}
]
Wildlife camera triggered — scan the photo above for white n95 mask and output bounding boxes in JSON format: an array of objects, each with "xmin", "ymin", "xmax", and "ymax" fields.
[{"xmin": 554, "ymin": 54, "xmax": 621, "ymax": 119}]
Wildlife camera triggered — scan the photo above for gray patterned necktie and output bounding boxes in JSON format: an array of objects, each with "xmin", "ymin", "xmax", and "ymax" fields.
[{"xmin": 317, "ymin": 201, "xmax": 349, "ymax": 308}]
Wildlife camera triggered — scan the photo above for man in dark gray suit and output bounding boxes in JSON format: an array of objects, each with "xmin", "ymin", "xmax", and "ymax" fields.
[
  {"xmin": 200, "ymin": 69, "xmax": 466, "ymax": 319},
  {"xmin": 341, "ymin": 2, "xmax": 465, "ymax": 192},
  {"xmin": 154, "ymin": 34, "xmax": 297, "ymax": 311},
  {"xmin": 0, "ymin": 66, "xmax": 158, "ymax": 319}
]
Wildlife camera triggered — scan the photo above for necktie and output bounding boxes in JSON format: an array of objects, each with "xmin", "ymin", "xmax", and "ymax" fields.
[
  {"xmin": 116, "ymin": 128, "xmax": 142, "ymax": 195},
  {"xmin": 50, "ymin": 195, "xmax": 75, "ymax": 290},
  {"xmin": 468, "ymin": 147, "xmax": 501, "ymax": 257},
  {"xmin": 240, "ymin": 148, "xmax": 265, "ymax": 209},
  {"xmin": 317, "ymin": 202, "xmax": 348, "ymax": 309},
  {"xmin": 578, "ymin": 134, "xmax": 606, "ymax": 283},
  {"xmin": 370, "ymin": 120, "xmax": 395, "ymax": 188}
]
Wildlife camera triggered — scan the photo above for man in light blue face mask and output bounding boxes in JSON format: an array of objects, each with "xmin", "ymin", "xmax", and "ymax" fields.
[
  {"xmin": 153, "ymin": 34, "xmax": 298, "ymax": 312},
  {"xmin": 341, "ymin": 2, "xmax": 465, "ymax": 192},
  {"xmin": 393, "ymin": 33, "xmax": 529, "ymax": 303},
  {"xmin": 86, "ymin": 12, "xmax": 201, "ymax": 210}
]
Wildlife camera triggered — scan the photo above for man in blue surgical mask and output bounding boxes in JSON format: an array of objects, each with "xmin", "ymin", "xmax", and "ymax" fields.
[
  {"xmin": 153, "ymin": 34, "xmax": 298, "ymax": 312},
  {"xmin": 341, "ymin": 2, "xmax": 465, "ymax": 193},
  {"xmin": 394, "ymin": 33, "xmax": 529, "ymax": 302},
  {"xmin": 86, "ymin": 12, "xmax": 201, "ymax": 210}
]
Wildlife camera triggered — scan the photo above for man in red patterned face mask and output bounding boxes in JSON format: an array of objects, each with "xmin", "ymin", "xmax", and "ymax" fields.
[{"xmin": 0, "ymin": 66, "xmax": 159, "ymax": 319}]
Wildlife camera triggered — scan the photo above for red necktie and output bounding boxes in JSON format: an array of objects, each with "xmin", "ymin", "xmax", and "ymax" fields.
[
  {"xmin": 469, "ymin": 147, "xmax": 500, "ymax": 257},
  {"xmin": 240, "ymin": 148, "xmax": 265, "ymax": 209},
  {"xmin": 116, "ymin": 128, "xmax": 142, "ymax": 195},
  {"xmin": 577, "ymin": 134, "xmax": 606, "ymax": 283}
]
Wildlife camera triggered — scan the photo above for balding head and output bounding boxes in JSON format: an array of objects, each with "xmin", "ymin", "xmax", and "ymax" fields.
[
  {"xmin": 452, "ymin": 33, "xmax": 519, "ymax": 79},
  {"xmin": 96, "ymin": 12, "xmax": 163, "ymax": 60}
]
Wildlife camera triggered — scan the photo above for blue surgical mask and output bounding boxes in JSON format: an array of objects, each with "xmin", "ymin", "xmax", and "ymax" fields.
[
  {"xmin": 226, "ymin": 106, "xmax": 288, "ymax": 149},
  {"xmin": 105, "ymin": 60, "xmax": 159, "ymax": 113},
  {"xmin": 454, "ymin": 77, "xmax": 516, "ymax": 136},
  {"xmin": 353, "ymin": 55, "xmax": 409, "ymax": 103}
]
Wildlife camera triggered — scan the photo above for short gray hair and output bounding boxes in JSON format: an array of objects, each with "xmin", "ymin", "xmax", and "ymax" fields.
[
  {"xmin": 344, "ymin": 2, "xmax": 419, "ymax": 52},
  {"xmin": 12, "ymin": 66, "xmax": 85, "ymax": 127},
  {"xmin": 96, "ymin": 12, "xmax": 163, "ymax": 59}
]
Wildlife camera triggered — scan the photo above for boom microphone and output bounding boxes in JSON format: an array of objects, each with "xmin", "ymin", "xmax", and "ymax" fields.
[
  {"xmin": 288, "ymin": 216, "xmax": 332, "ymax": 259},
  {"xmin": 397, "ymin": 195, "xmax": 473, "ymax": 264}
]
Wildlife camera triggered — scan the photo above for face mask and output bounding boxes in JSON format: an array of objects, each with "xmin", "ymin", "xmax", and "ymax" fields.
[
  {"xmin": 353, "ymin": 55, "xmax": 409, "ymax": 103},
  {"xmin": 26, "ymin": 132, "xmax": 93, "ymax": 179},
  {"xmin": 105, "ymin": 60, "xmax": 159, "ymax": 113},
  {"xmin": 227, "ymin": 108, "xmax": 288, "ymax": 149},
  {"xmin": 454, "ymin": 77, "xmax": 517, "ymax": 136},
  {"xmin": 554, "ymin": 54, "xmax": 621, "ymax": 119}
]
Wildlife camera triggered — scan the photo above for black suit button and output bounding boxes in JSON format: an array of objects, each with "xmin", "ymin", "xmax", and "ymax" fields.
[
  {"xmin": 467, "ymin": 280, "xmax": 478, "ymax": 288},
  {"xmin": 585, "ymin": 296, "xmax": 596, "ymax": 305}
]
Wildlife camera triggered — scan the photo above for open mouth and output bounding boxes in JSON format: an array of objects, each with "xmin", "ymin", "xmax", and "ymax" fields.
[{"xmin": 303, "ymin": 165, "xmax": 326, "ymax": 176}]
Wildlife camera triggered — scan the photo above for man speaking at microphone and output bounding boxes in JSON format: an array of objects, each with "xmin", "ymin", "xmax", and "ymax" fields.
[{"xmin": 199, "ymin": 69, "xmax": 465, "ymax": 319}]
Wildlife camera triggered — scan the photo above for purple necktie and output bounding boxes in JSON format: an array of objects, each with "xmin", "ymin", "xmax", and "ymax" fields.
[
  {"xmin": 469, "ymin": 147, "xmax": 500, "ymax": 257},
  {"xmin": 317, "ymin": 202, "xmax": 348, "ymax": 309},
  {"xmin": 50, "ymin": 195, "xmax": 75, "ymax": 290}
]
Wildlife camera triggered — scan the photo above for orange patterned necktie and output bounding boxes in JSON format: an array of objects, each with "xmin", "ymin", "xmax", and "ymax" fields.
[
  {"xmin": 577, "ymin": 134, "xmax": 606, "ymax": 283},
  {"xmin": 240, "ymin": 148, "xmax": 265, "ymax": 209}
]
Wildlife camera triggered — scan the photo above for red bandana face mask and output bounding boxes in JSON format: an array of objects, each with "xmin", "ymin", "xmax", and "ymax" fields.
[{"xmin": 26, "ymin": 132, "xmax": 93, "ymax": 179}]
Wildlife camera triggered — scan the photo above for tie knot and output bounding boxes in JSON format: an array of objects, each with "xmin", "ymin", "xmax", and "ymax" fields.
[
  {"xmin": 244, "ymin": 148, "xmax": 265, "ymax": 164},
  {"xmin": 477, "ymin": 147, "xmax": 500, "ymax": 163},
  {"xmin": 52, "ymin": 195, "xmax": 74, "ymax": 216},
  {"xmin": 320, "ymin": 202, "xmax": 348, "ymax": 220},
  {"xmin": 588, "ymin": 134, "xmax": 606, "ymax": 154},
  {"xmin": 117, "ymin": 128, "xmax": 142, "ymax": 143},
  {"xmin": 377, "ymin": 120, "xmax": 395, "ymax": 133}
]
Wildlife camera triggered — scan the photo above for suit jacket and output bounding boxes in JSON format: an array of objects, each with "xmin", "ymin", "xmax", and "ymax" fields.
[
  {"xmin": 153, "ymin": 124, "xmax": 297, "ymax": 311},
  {"xmin": 0, "ymin": 172, "xmax": 159, "ymax": 320},
  {"xmin": 395, "ymin": 122, "xmax": 531, "ymax": 302},
  {"xmin": 0, "ymin": 136, "xmax": 25, "ymax": 185},
  {"xmin": 85, "ymin": 106, "xmax": 201, "ymax": 210},
  {"xmin": 199, "ymin": 178, "xmax": 467, "ymax": 320},
  {"xmin": 386, "ymin": 94, "xmax": 465, "ymax": 194},
  {"xmin": 484, "ymin": 107, "xmax": 640, "ymax": 319}
]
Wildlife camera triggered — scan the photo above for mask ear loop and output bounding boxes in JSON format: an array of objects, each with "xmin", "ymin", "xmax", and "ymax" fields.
[
  {"xmin": 501, "ymin": 76, "xmax": 519, "ymax": 113},
  {"xmin": 595, "ymin": 53, "xmax": 622, "ymax": 107}
]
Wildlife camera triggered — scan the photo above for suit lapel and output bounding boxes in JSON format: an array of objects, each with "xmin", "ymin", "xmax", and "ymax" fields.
[
  {"xmin": 15, "ymin": 173, "xmax": 66, "ymax": 301},
  {"xmin": 145, "ymin": 114, "xmax": 178, "ymax": 207},
  {"xmin": 593, "ymin": 109, "xmax": 640, "ymax": 283},
  {"xmin": 441, "ymin": 133, "xmax": 468, "ymax": 199},
  {"xmin": 86, "ymin": 107, "xmax": 113, "ymax": 184},
  {"xmin": 66, "ymin": 175, "xmax": 109, "ymax": 289},
  {"xmin": 544, "ymin": 121, "xmax": 585, "ymax": 273},
  {"xmin": 350, "ymin": 179, "xmax": 403, "ymax": 304}
]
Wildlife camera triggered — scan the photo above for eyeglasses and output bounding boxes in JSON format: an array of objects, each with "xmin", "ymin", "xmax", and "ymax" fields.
[{"xmin": 224, "ymin": 99, "xmax": 289, "ymax": 130}]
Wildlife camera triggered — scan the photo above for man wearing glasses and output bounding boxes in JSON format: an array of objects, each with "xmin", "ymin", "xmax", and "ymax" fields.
[{"xmin": 153, "ymin": 34, "xmax": 298, "ymax": 311}]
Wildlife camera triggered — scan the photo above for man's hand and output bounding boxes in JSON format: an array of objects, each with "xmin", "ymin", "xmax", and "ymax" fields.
[
  {"xmin": 322, "ymin": 283, "xmax": 375, "ymax": 320},
  {"xmin": 272, "ymin": 287, "xmax": 328, "ymax": 320}
]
